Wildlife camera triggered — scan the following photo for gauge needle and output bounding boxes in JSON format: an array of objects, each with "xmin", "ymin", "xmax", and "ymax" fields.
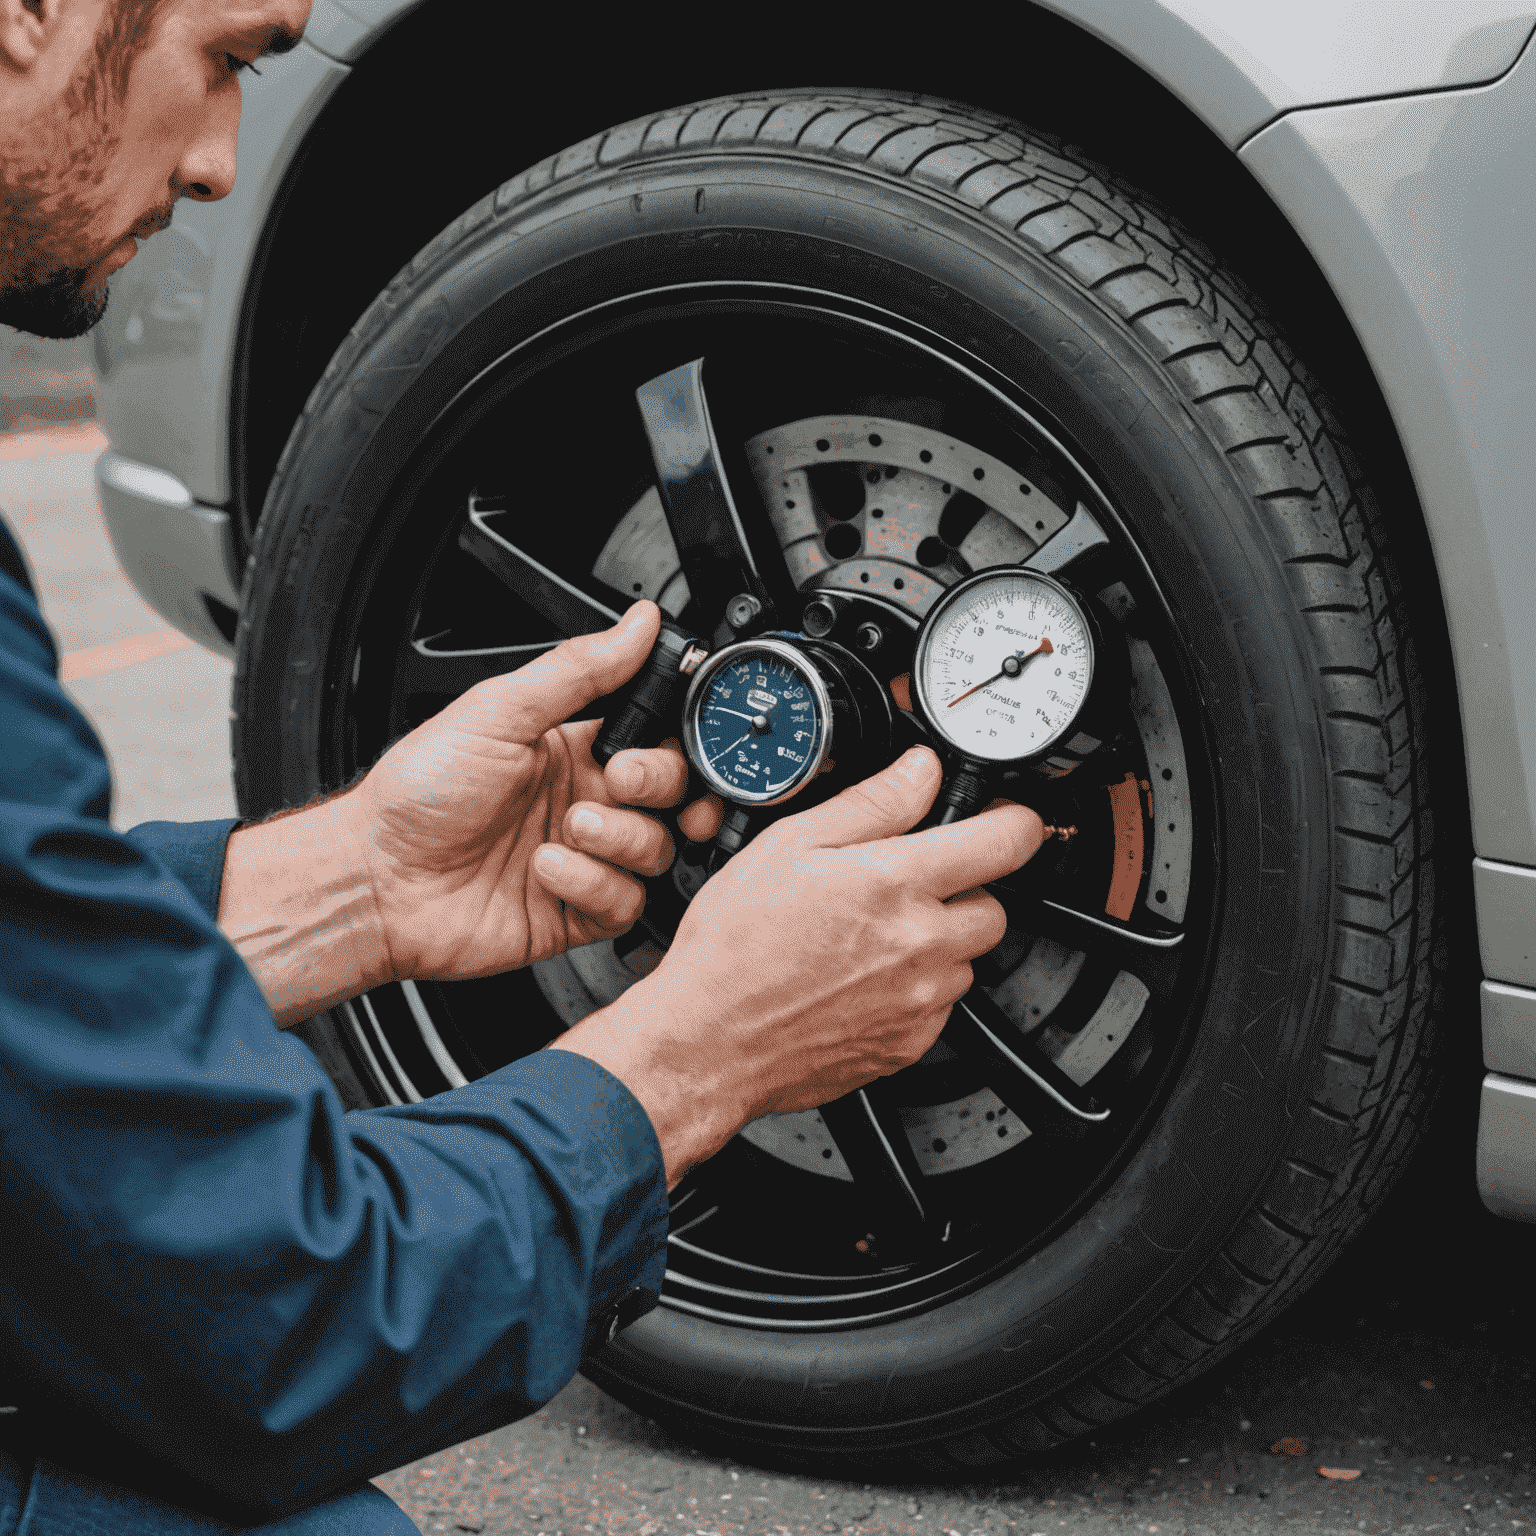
[
  {"xmin": 947, "ymin": 636, "xmax": 1054, "ymax": 708},
  {"xmin": 708, "ymin": 732, "xmax": 751, "ymax": 763}
]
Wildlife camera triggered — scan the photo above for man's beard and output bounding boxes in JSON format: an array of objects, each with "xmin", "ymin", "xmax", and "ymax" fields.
[
  {"xmin": 0, "ymin": 266, "xmax": 109, "ymax": 340},
  {"xmin": 0, "ymin": 8, "xmax": 126, "ymax": 340}
]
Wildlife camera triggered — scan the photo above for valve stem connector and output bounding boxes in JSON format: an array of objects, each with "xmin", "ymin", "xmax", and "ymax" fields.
[{"xmin": 592, "ymin": 620, "xmax": 705, "ymax": 766}]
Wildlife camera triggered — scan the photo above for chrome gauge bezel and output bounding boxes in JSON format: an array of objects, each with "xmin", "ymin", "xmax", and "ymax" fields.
[
  {"xmin": 912, "ymin": 566, "xmax": 1096, "ymax": 764},
  {"xmin": 682, "ymin": 637, "xmax": 834, "ymax": 807}
]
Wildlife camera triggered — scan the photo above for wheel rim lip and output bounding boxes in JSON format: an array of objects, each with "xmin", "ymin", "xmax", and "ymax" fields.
[{"xmin": 322, "ymin": 280, "xmax": 1226, "ymax": 1329}]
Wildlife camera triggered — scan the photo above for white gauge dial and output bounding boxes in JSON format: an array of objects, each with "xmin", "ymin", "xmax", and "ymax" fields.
[{"xmin": 913, "ymin": 569, "xmax": 1094, "ymax": 763}]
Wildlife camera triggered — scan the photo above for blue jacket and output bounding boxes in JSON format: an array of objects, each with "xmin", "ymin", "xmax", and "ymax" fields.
[{"xmin": 0, "ymin": 519, "xmax": 669, "ymax": 1519}]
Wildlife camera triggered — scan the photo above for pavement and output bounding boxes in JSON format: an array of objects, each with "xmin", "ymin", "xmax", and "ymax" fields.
[{"xmin": 0, "ymin": 430, "xmax": 1531, "ymax": 1536}]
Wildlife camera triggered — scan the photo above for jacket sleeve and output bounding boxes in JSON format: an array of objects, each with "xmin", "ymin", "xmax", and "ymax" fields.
[
  {"xmin": 0, "ymin": 570, "xmax": 670, "ymax": 1518},
  {"xmin": 121, "ymin": 818, "xmax": 239, "ymax": 919}
]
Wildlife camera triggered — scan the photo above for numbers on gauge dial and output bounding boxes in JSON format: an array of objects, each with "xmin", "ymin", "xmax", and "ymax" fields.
[
  {"xmin": 923, "ymin": 574, "xmax": 1092, "ymax": 761},
  {"xmin": 695, "ymin": 652, "xmax": 823, "ymax": 799}
]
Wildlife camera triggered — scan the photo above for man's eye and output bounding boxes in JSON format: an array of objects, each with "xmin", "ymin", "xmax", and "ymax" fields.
[{"xmin": 225, "ymin": 53, "xmax": 262, "ymax": 76}]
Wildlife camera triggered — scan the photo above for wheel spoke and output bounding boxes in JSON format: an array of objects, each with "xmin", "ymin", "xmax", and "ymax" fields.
[
  {"xmin": 1024, "ymin": 500, "xmax": 1112, "ymax": 578},
  {"xmin": 634, "ymin": 358, "xmax": 780, "ymax": 637},
  {"xmin": 817, "ymin": 1087, "xmax": 938, "ymax": 1249},
  {"xmin": 459, "ymin": 498, "xmax": 627, "ymax": 637},
  {"xmin": 991, "ymin": 880, "xmax": 1183, "ymax": 991},
  {"xmin": 394, "ymin": 636, "xmax": 559, "ymax": 703},
  {"xmin": 944, "ymin": 987, "xmax": 1111, "ymax": 1131}
]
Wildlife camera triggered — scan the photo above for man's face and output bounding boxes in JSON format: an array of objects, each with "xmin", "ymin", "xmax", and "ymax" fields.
[{"xmin": 0, "ymin": 0, "xmax": 308, "ymax": 338}]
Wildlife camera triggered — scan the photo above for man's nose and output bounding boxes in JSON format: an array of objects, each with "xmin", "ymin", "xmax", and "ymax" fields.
[{"xmin": 172, "ymin": 90, "xmax": 240, "ymax": 204}]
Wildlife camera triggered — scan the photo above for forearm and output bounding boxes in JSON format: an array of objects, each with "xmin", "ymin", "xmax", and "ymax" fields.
[{"xmin": 217, "ymin": 792, "xmax": 391, "ymax": 1027}]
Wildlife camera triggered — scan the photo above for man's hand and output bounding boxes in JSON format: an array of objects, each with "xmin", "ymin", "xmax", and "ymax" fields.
[
  {"xmin": 344, "ymin": 600, "xmax": 716, "ymax": 983},
  {"xmin": 552, "ymin": 747, "xmax": 1045, "ymax": 1186},
  {"xmin": 220, "ymin": 602, "xmax": 719, "ymax": 1023}
]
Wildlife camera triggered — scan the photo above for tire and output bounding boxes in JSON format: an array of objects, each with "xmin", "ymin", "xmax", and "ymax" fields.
[{"xmin": 233, "ymin": 90, "xmax": 1439, "ymax": 1470}]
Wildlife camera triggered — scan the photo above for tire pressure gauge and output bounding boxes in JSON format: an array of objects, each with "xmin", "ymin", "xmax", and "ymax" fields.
[
  {"xmin": 911, "ymin": 566, "xmax": 1110, "ymax": 822},
  {"xmin": 683, "ymin": 638, "xmax": 833, "ymax": 806}
]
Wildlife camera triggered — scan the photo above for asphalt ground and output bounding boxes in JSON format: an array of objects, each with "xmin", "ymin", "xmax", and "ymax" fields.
[{"xmin": 0, "ymin": 434, "xmax": 1531, "ymax": 1536}]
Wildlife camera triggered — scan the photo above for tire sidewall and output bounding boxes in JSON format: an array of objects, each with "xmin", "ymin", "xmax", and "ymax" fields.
[{"xmin": 235, "ymin": 151, "xmax": 1333, "ymax": 1448}]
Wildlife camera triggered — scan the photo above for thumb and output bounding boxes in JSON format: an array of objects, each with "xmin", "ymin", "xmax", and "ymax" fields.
[
  {"xmin": 448, "ymin": 601, "xmax": 660, "ymax": 744},
  {"xmin": 780, "ymin": 746, "xmax": 942, "ymax": 849}
]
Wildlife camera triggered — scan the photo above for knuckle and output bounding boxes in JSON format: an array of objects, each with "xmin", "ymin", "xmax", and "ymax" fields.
[{"xmin": 909, "ymin": 972, "xmax": 945, "ymax": 1014}]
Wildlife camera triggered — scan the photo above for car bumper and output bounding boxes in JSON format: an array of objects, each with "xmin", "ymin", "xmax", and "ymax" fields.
[{"xmin": 95, "ymin": 450, "xmax": 241, "ymax": 657}]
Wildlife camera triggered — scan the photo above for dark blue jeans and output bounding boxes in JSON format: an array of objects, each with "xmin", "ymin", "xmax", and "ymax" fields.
[{"xmin": 0, "ymin": 1451, "xmax": 416, "ymax": 1534}]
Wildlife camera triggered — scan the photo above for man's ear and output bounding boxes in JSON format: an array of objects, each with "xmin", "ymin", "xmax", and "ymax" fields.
[{"xmin": 0, "ymin": 0, "xmax": 64, "ymax": 72}]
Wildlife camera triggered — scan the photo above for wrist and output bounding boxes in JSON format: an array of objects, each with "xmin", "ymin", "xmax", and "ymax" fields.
[
  {"xmin": 218, "ymin": 788, "xmax": 393, "ymax": 1026},
  {"xmin": 548, "ymin": 973, "xmax": 745, "ymax": 1188}
]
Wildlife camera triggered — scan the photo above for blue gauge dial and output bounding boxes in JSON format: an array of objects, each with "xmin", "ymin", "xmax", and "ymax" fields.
[{"xmin": 686, "ymin": 642, "xmax": 829, "ymax": 805}]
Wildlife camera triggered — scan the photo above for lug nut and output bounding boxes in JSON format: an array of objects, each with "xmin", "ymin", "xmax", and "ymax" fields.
[
  {"xmin": 855, "ymin": 622, "xmax": 883, "ymax": 653},
  {"xmin": 801, "ymin": 597, "xmax": 837, "ymax": 637},
  {"xmin": 725, "ymin": 593, "xmax": 762, "ymax": 630}
]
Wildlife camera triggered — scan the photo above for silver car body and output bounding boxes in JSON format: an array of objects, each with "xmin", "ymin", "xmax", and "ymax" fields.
[{"xmin": 90, "ymin": 0, "xmax": 1536, "ymax": 1217}]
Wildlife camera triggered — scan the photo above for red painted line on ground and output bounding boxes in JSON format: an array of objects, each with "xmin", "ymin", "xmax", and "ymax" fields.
[{"xmin": 60, "ymin": 627, "xmax": 195, "ymax": 680}]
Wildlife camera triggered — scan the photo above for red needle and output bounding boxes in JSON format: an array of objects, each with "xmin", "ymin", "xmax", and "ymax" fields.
[{"xmin": 947, "ymin": 635, "xmax": 1054, "ymax": 708}]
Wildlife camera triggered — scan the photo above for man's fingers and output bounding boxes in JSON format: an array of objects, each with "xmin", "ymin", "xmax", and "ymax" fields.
[
  {"xmin": 778, "ymin": 746, "xmax": 942, "ymax": 849},
  {"xmin": 942, "ymin": 886, "xmax": 1010, "ymax": 958},
  {"xmin": 456, "ymin": 601, "xmax": 661, "ymax": 745},
  {"xmin": 900, "ymin": 802, "xmax": 1046, "ymax": 899},
  {"xmin": 677, "ymin": 792, "xmax": 724, "ymax": 843},
  {"xmin": 532, "ymin": 844, "xmax": 646, "ymax": 931},
  {"xmin": 565, "ymin": 802, "xmax": 675, "ymax": 878},
  {"xmin": 604, "ymin": 740, "xmax": 689, "ymax": 808}
]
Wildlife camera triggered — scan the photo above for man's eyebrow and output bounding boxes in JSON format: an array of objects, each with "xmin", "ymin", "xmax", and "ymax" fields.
[{"xmin": 259, "ymin": 23, "xmax": 304, "ymax": 57}]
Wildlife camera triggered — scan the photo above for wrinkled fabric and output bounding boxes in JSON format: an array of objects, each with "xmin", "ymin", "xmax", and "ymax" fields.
[
  {"xmin": 0, "ymin": 1448, "xmax": 416, "ymax": 1534},
  {"xmin": 0, "ymin": 518, "xmax": 669, "ymax": 1521}
]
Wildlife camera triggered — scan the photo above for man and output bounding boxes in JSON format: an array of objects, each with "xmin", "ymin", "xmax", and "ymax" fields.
[{"xmin": 0, "ymin": 0, "xmax": 1043, "ymax": 1530}]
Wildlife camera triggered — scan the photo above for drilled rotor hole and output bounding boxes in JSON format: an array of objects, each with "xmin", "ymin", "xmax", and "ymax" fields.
[
  {"xmin": 825, "ymin": 524, "xmax": 861, "ymax": 560},
  {"xmin": 894, "ymin": 578, "xmax": 905, "ymax": 590},
  {"xmin": 1155, "ymin": 890, "xmax": 1168, "ymax": 903},
  {"xmin": 1019, "ymin": 483, "xmax": 1031, "ymax": 494},
  {"xmin": 916, "ymin": 536, "xmax": 949, "ymax": 569},
  {"xmin": 920, "ymin": 449, "xmax": 933, "ymax": 463},
  {"xmin": 816, "ymin": 438, "xmax": 830, "ymax": 452},
  {"xmin": 821, "ymin": 1147, "xmax": 833, "ymax": 1159},
  {"xmin": 1161, "ymin": 768, "xmax": 1173, "ymax": 781},
  {"xmin": 632, "ymin": 582, "xmax": 643, "ymax": 592},
  {"xmin": 811, "ymin": 465, "xmax": 865, "ymax": 521},
  {"xmin": 939, "ymin": 491, "xmax": 986, "ymax": 548},
  {"xmin": 860, "ymin": 571, "xmax": 870, "ymax": 583},
  {"xmin": 973, "ymin": 467, "xmax": 985, "ymax": 481},
  {"xmin": 932, "ymin": 1138, "xmax": 947, "ymax": 1153},
  {"xmin": 870, "ymin": 507, "xmax": 884, "ymax": 519},
  {"xmin": 868, "ymin": 433, "xmax": 882, "ymax": 446}
]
